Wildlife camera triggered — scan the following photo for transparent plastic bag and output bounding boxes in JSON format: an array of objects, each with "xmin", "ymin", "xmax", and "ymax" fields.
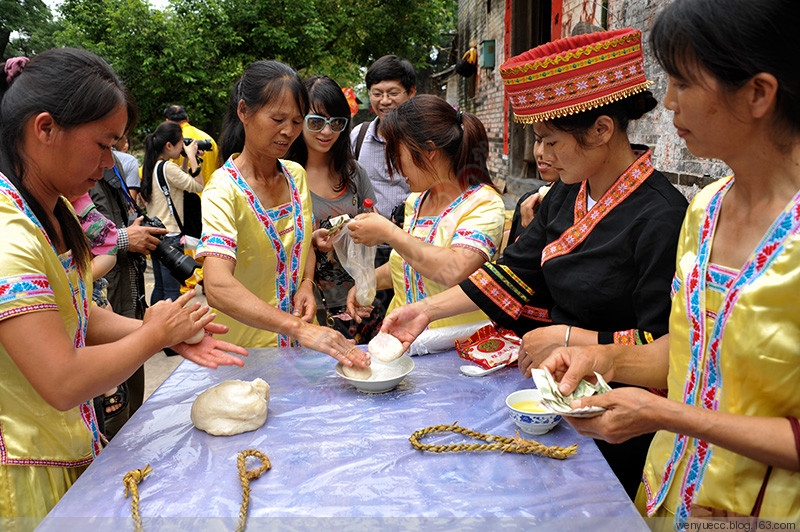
[{"xmin": 331, "ymin": 226, "xmax": 377, "ymax": 306}]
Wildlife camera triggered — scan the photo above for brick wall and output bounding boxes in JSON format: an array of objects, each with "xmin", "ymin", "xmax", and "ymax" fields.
[
  {"xmin": 458, "ymin": 0, "xmax": 510, "ymax": 186},
  {"xmin": 457, "ymin": 0, "xmax": 730, "ymax": 192}
]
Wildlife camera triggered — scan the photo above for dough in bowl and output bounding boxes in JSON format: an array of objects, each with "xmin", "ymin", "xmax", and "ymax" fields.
[
  {"xmin": 191, "ymin": 378, "xmax": 270, "ymax": 436},
  {"xmin": 342, "ymin": 364, "xmax": 372, "ymax": 380},
  {"xmin": 368, "ymin": 332, "xmax": 406, "ymax": 362}
]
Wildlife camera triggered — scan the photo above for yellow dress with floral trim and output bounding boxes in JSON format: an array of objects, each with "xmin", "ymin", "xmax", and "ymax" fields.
[
  {"xmin": 637, "ymin": 178, "xmax": 800, "ymax": 525},
  {"xmin": 197, "ymin": 158, "xmax": 313, "ymax": 348},
  {"xmin": 0, "ymin": 176, "xmax": 100, "ymax": 524},
  {"xmin": 387, "ymin": 183, "xmax": 506, "ymax": 329}
]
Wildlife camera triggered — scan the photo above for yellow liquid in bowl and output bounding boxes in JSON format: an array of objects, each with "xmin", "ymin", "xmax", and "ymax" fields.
[{"xmin": 511, "ymin": 400, "xmax": 547, "ymax": 413}]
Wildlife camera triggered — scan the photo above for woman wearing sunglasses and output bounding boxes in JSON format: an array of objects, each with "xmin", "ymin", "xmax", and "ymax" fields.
[
  {"xmin": 196, "ymin": 61, "xmax": 368, "ymax": 369},
  {"xmin": 345, "ymin": 94, "xmax": 506, "ymax": 334},
  {"xmin": 286, "ymin": 75, "xmax": 382, "ymax": 343}
]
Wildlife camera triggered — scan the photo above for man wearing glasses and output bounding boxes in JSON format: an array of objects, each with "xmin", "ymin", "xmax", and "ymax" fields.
[{"xmin": 351, "ymin": 54, "xmax": 417, "ymax": 268}]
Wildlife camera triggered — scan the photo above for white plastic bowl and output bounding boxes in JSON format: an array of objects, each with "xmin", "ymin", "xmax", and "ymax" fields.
[
  {"xmin": 505, "ymin": 388, "xmax": 562, "ymax": 435},
  {"xmin": 335, "ymin": 356, "xmax": 414, "ymax": 393}
]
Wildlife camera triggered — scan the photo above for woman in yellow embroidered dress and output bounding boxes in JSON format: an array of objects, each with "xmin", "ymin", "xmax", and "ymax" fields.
[
  {"xmin": 346, "ymin": 95, "xmax": 506, "ymax": 330},
  {"xmin": 380, "ymin": 30, "xmax": 689, "ymax": 498},
  {"xmin": 197, "ymin": 60, "xmax": 368, "ymax": 368},
  {"xmin": 539, "ymin": 0, "xmax": 800, "ymax": 526},
  {"xmin": 0, "ymin": 48, "xmax": 246, "ymax": 525}
]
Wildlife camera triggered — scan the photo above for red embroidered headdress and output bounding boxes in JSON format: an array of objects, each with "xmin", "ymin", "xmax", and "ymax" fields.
[{"xmin": 500, "ymin": 28, "xmax": 651, "ymax": 123}]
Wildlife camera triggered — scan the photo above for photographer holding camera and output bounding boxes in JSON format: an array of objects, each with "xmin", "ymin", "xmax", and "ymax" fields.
[
  {"xmin": 140, "ymin": 121, "xmax": 204, "ymax": 303},
  {"xmin": 164, "ymin": 104, "xmax": 219, "ymax": 185}
]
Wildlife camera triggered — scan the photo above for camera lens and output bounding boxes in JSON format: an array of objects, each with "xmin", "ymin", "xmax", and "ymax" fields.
[{"xmin": 151, "ymin": 240, "xmax": 200, "ymax": 284}]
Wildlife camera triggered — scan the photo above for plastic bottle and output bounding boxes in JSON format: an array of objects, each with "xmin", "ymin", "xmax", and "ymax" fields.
[{"xmin": 361, "ymin": 198, "xmax": 377, "ymax": 214}]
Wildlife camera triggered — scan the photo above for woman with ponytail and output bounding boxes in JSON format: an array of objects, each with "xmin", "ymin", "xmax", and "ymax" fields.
[
  {"xmin": 0, "ymin": 47, "xmax": 245, "ymax": 522},
  {"xmin": 346, "ymin": 94, "xmax": 506, "ymax": 330},
  {"xmin": 140, "ymin": 120, "xmax": 203, "ymax": 303}
]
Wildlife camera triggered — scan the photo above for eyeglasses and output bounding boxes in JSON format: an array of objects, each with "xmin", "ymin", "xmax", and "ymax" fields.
[
  {"xmin": 304, "ymin": 114, "xmax": 349, "ymax": 133},
  {"xmin": 369, "ymin": 89, "xmax": 407, "ymax": 100}
]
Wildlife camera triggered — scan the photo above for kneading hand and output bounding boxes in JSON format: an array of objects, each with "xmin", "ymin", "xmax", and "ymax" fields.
[
  {"xmin": 142, "ymin": 291, "xmax": 214, "ymax": 349},
  {"xmin": 380, "ymin": 303, "xmax": 430, "ymax": 351},
  {"xmin": 171, "ymin": 322, "xmax": 248, "ymax": 369},
  {"xmin": 296, "ymin": 323, "xmax": 370, "ymax": 368}
]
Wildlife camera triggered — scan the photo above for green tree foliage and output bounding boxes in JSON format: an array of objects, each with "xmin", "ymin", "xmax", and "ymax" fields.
[
  {"xmin": 28, "ymin": 0, "xmax": 455, "ymax": 138},
  {"xmin": 1, "ymin": 0, "xmax": 53, "ymax": 57}
]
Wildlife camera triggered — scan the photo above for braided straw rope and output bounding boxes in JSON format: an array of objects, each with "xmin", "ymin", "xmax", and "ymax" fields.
[
  {"xmin": 236, "ymin": 449, "xmax": 271, "ymax": 532},
  {"xmin": 123, "ymin": 464, "xmax": 153, "ymax": 532},
  {"xmin": 409, "ymin": 423, "xmax": 578, "ymax": 460}
]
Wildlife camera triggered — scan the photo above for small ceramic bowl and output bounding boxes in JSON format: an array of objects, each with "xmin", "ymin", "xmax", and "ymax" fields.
[
  {"xmin": 335, "ymin": 356, "xmax": 415, "ymax": 393},
  {"xmin": 505, "ymin": 388, "xmax": 562, "ymax": 435}
]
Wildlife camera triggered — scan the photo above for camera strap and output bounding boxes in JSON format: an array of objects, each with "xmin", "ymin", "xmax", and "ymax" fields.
[{"xmin": 156, "ymin": 161, "xmax": 186, "ymax": 235}]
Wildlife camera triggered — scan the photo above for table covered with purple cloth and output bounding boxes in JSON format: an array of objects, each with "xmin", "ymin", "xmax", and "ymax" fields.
[{"xmin": 40, "ymin": 348, "xmax": 648, "ymax": 531}]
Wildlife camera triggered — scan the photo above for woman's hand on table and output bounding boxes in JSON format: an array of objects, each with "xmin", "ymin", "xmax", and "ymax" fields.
[
  {"xmin": 347, "ymin": 213, "xmax": 398, "ymax": 247},
  {"xmin": 296, "ymin": 323, "xmax": 370, "ymax": 368},
  {"xmin": 170, "ymin": 322, "xmax": 248, "ymax": 369},
  {"xmin": 380, "ymin": 303, "xmax": 430, "ymax": 351}
]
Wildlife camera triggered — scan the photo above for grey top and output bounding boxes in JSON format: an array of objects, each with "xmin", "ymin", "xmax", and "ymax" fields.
[
  {"xmin": 350, "ymin": 119, "xmax": 410, "ymax": 219},
  {"xmin": 310, "ymin": 163, "xmax": 376, "ymax": 310}
]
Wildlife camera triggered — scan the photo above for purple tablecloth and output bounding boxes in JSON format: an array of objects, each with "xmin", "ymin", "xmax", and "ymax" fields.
[{"xmin": 40, "ymin": 348, "xmax": 648, "ymax": 531}]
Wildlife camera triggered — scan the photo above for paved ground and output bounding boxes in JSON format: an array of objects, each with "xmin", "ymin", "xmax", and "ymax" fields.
[{"xmin": 142, "ymin": 265, "xmax": 184, "ymax": 400}]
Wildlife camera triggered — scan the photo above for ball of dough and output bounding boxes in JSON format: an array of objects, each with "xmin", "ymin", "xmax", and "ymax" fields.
[
  {"xmin": 184, "ymin": 329, "xmax": 205, "ymax": 345},
  {"xmin": 368, "ymin": 332, "xmax": 406, "ymax": 362},
  {"xmin": 191, "ymin": 378, "xmax": 270, "ymax": 436},
  {"xmin": 342, "ymin": 364, "xmax": 372, "ymax": 380}
]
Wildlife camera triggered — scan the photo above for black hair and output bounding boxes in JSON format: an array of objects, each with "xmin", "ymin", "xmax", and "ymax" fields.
[
  {"xmin": 0, "ymin": 48, "xmax": 137, "ymax": 274},
  {"xmin": 163, "ymin": 104, "xmax": 189, "ymax": 122},
  {"xmin": 285, "ymin": 75, "xmax": 358, "ymax": 194},
  {"xmin": 140, "ymin": 121, "xmax": 183, "ymax": 203},
  {"xmin": 381, "ymin": 94, "xmax": 495, "ymax": 191},
  {"xmin": 650, "ymin": 0, "xmax": 800, "ymax": 142},
  {"xmin": 218, "ymin": 60, "xmax": 309, "ymax": 166},
  {"xmin": 365, "ymin": 55, "xmax": 416, "ymax": 91},
  {"xmin": 546, "ymin": 91, "xmax": 658, "ymax": 147}
]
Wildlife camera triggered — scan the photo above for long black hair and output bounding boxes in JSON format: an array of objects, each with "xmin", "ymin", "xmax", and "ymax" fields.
[
  {"xmin": 140, "ymin": 121, "xmax": 183, "ymax": 203},
  {"xmin": 650, "ymin": 0, "xmax": 800, "ymax": 145},
  {"xmin": 0, "ymin": 47, "xmax": 137, "ymax": 273},
  {"xmin": 286, "ymin": 75, "xmax": 358, "ymax": 193}
]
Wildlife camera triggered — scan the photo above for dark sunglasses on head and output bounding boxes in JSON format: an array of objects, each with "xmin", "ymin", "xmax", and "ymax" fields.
[{"xmin": 305, "ymin": 114, "xmax": 349, "ymax": 133}]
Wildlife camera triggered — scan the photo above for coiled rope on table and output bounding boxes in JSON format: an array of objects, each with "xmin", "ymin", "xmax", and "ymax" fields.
[
  {"xmin": 409, "ymin": 422, "xmax": 578, "ymax": 460},
  {"xmin": 235, "ymin": 449, "xmax": 271, "ymax": 532},
  {"xmin": 123, "ymin": 464, "xmax": 153, "ymax": 532},
  {"xmin": 121, "ymin": 449, "xmax": 271, "ymax": 532}
]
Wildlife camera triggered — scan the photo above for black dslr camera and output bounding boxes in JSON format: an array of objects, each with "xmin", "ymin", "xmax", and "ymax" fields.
[
  {"xmin": 141, "ymin": 216, "xmax": 200, "ymax": 284},
  {"xmin": 183, "ymin": 138, "xmax": 213, "ymax": 151}
]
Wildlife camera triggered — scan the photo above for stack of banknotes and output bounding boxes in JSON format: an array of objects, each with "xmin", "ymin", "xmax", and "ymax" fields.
[{"xmin": 530, "ymin": 367, "xmax": 611, "ymax": 417}]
